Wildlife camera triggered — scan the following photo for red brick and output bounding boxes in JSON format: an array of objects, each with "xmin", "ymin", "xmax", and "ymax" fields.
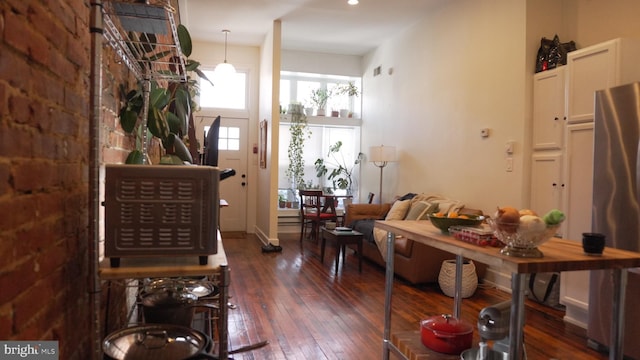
[
  {"xmin": 0, "ymin": 305, "xmax": 13, "ymax": 339},
  {"xmin": 0, "ymin": 162, "xmax": 10, "ymax": 196},
  {"xmin": 13, "ymin": 159, "xmax": 54, "ymax": 192},
  {"xmin": 3, "ymin": 10, "xmax": 31, "ymax": 57},
  {"xmin": 0, "ymin": 46, "xmax": 33, "ymax": 92}
]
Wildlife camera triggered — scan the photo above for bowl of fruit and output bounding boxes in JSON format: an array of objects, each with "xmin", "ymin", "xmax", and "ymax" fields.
[
  {"xmin": 487, "ymin": 207, "xmax": 565, "ymax": 258},
  {"xmin": 428, "ymin": 212, "xmax": 485, "ymax": 234}
]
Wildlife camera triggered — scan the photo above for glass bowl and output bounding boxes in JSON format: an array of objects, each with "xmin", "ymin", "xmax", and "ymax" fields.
[{"xmin": 486, "ymin": 217, "xmax": 561, "ymax": 258}]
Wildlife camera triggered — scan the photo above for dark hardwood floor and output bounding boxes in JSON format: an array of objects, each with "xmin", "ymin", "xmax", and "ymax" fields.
[{"xmin": 220, "ymin": 232, "xmax": 608, "ymax": 360}]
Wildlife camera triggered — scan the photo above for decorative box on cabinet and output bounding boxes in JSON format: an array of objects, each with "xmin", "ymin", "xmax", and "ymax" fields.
[{"xmin": 533, "ymin": 67, "xmax": 565, "ymax": 150}]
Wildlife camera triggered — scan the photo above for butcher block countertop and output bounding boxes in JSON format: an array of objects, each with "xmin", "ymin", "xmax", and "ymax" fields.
[{"xmin": 375, "ymin": 220, "xmax": 640, "ymax": 274}]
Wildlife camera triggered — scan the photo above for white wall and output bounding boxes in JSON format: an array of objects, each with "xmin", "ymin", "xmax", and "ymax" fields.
[
  {"xmin": 281, "ymin": 50, "xmax": 362, "ymax": 77},
  {"xmin": 361, "ymin": 0, "xmax": 528, "ymax": 210}
]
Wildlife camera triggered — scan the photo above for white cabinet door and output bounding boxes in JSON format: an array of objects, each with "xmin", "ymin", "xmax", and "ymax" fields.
[
  {"xmin": 566, "ymin": 41, "xmax": 617, "ymax": 124},
  {"xmin": 559, "ymin": 122, "xmax": 594, "ymax": 328},
  {"xmin": 533, "ymin": 67, "xmax": 565, "ymax": 150},
  {"xmin": 530, "ymin": 153, "xmax": 563, "ymax": 218},
  {"xmin": 567, "ymin": 38, "xmax": 640, "ymax": 124}
]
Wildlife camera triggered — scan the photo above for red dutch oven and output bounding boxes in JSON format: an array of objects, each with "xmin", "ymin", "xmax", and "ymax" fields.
[{"xmin": 420, "ymin": 314, "xmax": 473, "ymax": 355}]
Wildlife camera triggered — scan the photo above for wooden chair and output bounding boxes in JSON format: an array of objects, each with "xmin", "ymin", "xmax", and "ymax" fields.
[{"xmin": 299, "ymin": 190, "xmax": 338, "ymax": 243}]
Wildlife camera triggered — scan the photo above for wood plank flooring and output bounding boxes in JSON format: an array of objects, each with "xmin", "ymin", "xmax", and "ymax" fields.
[{"xmin": 220, "ymin": 232, "xmax": 609, "ymax": 360}]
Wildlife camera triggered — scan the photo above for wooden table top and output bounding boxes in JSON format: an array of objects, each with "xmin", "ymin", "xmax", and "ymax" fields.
[
  {"xmin": 98, "ymin": 237, "xmax": 227, "ymax": 280},
  {"xmin": 375, "ymin": 220, "xmax": 640, "ymax": 274}
]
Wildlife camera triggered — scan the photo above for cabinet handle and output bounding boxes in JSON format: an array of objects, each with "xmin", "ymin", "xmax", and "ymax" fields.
[
  {"xmin": 552, "ymin": 183, "xmax": 557, "ymax": 187},
  {"xmin": 554, "ymin": 117, "xmax": 559, "ymax": 121}
]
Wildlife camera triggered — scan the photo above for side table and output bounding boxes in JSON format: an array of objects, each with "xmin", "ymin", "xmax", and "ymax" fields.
[{"xmin": 320, "ymin": 227, "xmax": 363, "ymax": 273}]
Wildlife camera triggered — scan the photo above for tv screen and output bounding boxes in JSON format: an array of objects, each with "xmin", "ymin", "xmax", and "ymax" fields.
[{"xmin": 204, "ymin": 116, "xmax": 220, "ymax": 167}]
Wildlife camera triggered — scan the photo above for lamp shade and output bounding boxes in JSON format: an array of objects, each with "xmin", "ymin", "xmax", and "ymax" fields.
[
  {"xmin": 369, "ymin": 145, "xmax": 396, "ymax": 163},
  {"xmin": 213, "ymin": 61, "xmax": 236, "ymax": 81}
]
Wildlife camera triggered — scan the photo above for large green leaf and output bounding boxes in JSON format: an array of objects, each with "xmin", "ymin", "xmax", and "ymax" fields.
[
  {"xmin": 166, "ymin": 133, "xmax": 193, "ymax": 164},
  {"xmin": 177, "ymin": 24, "xmax": 192, "ymax": 57},
  {"xmin": 125, "ymin": 150, "xmax": 144, "ymax": 164},
  {"xmin": 173, "ymin": 86, "xmax": 191, "ymax": 133},
  {"xmin": 159, "ymin": 154, "xmax": 184, "ymax": 165},
  {"xmin": 147, "ymin": 106, "xmax": 169, "ymax": 141},
  {"xmin": 119, "ymin": 109, "xmax": 138, "ymax": 133},
  {"xmin": 165, "ymin": 111, "xmax": 182, "ymax": 135},
  {"xmin": 149, "ymin": 87, "xmax": 170, "ymax": 110}
]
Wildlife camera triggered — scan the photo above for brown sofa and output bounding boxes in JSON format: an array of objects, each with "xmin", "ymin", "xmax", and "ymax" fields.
[{"xmin": 344, "ymin": 203, "xmax": 486, "ymax": 285}]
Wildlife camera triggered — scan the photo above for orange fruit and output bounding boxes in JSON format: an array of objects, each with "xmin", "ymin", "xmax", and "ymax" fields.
[{"xmin": 448, "ymin": 212, "xmax": 459, "ymax": 218}]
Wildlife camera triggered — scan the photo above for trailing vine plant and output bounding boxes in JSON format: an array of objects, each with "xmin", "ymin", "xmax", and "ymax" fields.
[{"xmin": 285, "ymin": 105, "xmax": 311, "ymax": 190}]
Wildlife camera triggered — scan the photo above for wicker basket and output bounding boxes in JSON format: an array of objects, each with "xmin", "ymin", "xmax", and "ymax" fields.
[{"xmin": 438, "ymin": 259, "xmax": 478, "ymax": 298}]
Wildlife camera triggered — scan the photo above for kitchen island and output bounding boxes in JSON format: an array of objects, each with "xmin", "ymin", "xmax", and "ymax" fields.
[{"xmin": 375, "ymin": 220, "xmax": 640, "ymax": 360}]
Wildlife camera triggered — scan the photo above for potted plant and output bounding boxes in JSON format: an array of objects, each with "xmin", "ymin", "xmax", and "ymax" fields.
[
  {"xmin": 278, "ymin": 194, "xmax": 286, "ymax": 208},
  {"xmin": 314, "ymin": 141, "xmax": 364, "ymax": 195},
  {"xmin": 119, "ymin": 24, "xmax": 212, "ymax": 165},
  {"xmin": 285, "ymin": 105, "xmax": 311, "ymax": 191},
  {"xmin": 310, "ymin": 88, "xmax": 331, "ymax": 116},
  {"xmin": 336, "ymin": 81, "xmax": 360, "ymax": 118}
]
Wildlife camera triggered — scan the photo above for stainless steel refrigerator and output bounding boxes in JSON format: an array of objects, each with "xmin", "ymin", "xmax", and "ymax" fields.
[{"xmin": 588, "ymin": 82, "xmax": 640, "ymax": 358}]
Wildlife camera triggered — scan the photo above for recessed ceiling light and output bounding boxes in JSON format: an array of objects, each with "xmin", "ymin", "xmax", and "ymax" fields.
[{"xmin": 348, "ymin": 0, "xmax": 359, "ymax": 5}]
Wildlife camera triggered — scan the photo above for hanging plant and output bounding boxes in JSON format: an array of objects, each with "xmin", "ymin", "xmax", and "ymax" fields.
[{"xmin": 285, "ymin": 106, "xmax": 311, "ymax": 190}]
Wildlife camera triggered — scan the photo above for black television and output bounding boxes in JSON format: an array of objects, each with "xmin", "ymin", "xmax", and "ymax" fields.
[{"xmin": 204, "ymin": 116, "xmax": 220, "ymax": 166}]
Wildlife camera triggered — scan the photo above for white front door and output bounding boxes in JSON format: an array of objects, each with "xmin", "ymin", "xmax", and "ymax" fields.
[{"xmin": 196, "ymin": 115, "xmax": 248, "ymax": 232}]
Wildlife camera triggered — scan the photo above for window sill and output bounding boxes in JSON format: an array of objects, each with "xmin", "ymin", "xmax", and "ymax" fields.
[{"xmin": 281, "ymin": 114, "xmax": 362, "ymax": 127}]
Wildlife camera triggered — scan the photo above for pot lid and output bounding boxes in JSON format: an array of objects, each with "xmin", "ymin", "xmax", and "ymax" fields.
[
  {"xmin": 103, "ymin": 324, "xmax": 208, "ymax": 360},
  {"xmin": 144, "ymin": 277, "xmax": 218, "ymax": 298},
  {"xmin": 141, "ymin": 289, "xmax": 198, "ymax": 307},
  {"xmin": 421, "ymin": 314, "xmax": 473, "ymax": 335}
]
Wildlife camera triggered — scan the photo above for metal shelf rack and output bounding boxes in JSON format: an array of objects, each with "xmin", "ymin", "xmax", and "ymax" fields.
[{"xmin": 102, "ymin": 0, "xmax": 187, "ymax": 82}]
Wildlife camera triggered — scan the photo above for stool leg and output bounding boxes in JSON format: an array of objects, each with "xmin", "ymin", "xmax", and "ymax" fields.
[
  {"xmin": 320, "ymin": 232, "xmax": 326, "ymax": 263},
  {"xmin": 358, "ymin": 239, "xmax": 363, "ymax": 273},
  {"xmin": 335, "ymin": 240, "xmax": 340, "ymax": 274}
]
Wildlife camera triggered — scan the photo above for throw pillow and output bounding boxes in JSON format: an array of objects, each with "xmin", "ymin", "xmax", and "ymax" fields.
[
  {"xmin": 417, "ymin": 202, "xmax": 440, "ymax": 220},
  {"xmin": 404, "ymin": 201, "xmax": 429, "ymax": 220},
  {"xmin": 385, "ymin": 200, "xmax": 411, "ymax": 220}
]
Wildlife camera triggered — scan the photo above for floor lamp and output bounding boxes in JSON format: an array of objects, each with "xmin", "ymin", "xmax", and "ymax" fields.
[{"xmin": 369, "ymin": 145, "xmax": 396, "ymax": 204}]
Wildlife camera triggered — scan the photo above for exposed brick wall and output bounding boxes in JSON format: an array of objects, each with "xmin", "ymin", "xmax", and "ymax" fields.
[{"xmin": 0, "ymin": 0, "xmax": 139, "ymax": 358}]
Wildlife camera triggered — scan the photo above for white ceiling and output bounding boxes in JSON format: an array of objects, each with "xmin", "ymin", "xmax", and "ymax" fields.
[{"xmin": 177, "ymin": 0, "xmax": 446, "ymax": 56}]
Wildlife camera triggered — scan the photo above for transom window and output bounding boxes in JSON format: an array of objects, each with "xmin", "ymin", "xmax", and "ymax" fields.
[{"xmin": 199, "ymin": 69, "xmax": 247, "ymax": 110}]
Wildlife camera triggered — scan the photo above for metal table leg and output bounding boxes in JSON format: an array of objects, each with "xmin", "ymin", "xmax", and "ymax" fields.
[
  {"xmin": 382, "ymin": 230, "xmax": 395, "ymax": 360},
  {"xmin": 508, "ymin": 273, "xmax": 527, "ymax": 360},
  {"xmin": 218, "ymin": 264, "xmax": 230, "ymax": 359},
  {"xmin": 610, "ymin": 269, "xmax": 628, "ymax": 360},
  {"xmin": 453, "ymin": 255, "xmax": 464, "ymax": 318}
]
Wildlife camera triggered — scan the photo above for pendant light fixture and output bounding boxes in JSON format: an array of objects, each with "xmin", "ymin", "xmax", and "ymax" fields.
[
  {"xmin": 348, "ymin": 0, "xmax": 359, "ymax": 5},
  {"xmin": 214, "ymin": 29, "xmax": 236, "ymax": 80}
]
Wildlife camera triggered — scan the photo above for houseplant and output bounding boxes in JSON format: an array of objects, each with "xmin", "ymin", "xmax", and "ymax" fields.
[
  {"xmin": 119, "ymin": 24, "xmax": 212, "ymax": 164},
  {"xmin": 285, "ymin": 105, "xmax": 311, "ymax": 192},
  {"xmin": 310, "ymin": 88, "xmax": 331, "ymax": 116},
  {"xmin": 336, "ymin": 81, "xmax": 360, "ymax": 118},
  {"xmin": 314, "ymin": 140, "xmax": 364, "ymax": 194}
]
